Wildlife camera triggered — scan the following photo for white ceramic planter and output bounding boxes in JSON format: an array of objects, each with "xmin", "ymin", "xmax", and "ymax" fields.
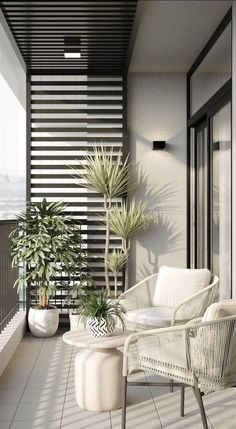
[
  {"xmin": 69, "ymin": 313, "xmax": 85, "ymax": 331},
  {"xmin": 28, "ymin": 307, "xmax": 59, "ymax": 337},
  {"xmin": 88, "ymin": 317, "xmax": 114, "ymax": 338}
]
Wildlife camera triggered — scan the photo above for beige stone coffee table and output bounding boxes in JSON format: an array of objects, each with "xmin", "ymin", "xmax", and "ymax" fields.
[{"xmin": 62, "ymin": 329, "xmax": 133, "ymax": 412}]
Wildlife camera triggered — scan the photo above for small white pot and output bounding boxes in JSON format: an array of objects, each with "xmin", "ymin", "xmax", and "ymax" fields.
[
  {"xmin": 87, "ymin": 317, "xmax": 114, "ymax": 338},
  {"xmin": 28, "ymin": 307, "xmax": 59, "ymax": 337},
  {"xmin": 69, "ymin": 313, "xmax": 85, "ymax": 331}
]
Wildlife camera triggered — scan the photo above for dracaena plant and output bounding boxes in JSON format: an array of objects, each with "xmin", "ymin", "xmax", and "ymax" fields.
[
  {"xmin": 71, "ymin": 147, "xmax": 136, "ymax": 296},
  {"xmin": 105, "ymin": 250, "xmax": 127, "ymax": 299},
  {"xmin": 11, "ymin": 198, "xmax": 89, "ymax": 309},
  {"xmin": 108, "ymin": 200, "xmax": 154, "ymax": 291}
]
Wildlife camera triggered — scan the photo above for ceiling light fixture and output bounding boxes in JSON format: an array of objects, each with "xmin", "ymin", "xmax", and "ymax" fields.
[{"xmin": 64, "ymin": 37, "xmax": 81, "ymax": 59}]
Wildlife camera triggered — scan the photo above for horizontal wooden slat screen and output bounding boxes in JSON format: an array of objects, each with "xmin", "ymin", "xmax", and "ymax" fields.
[{"xmin": 29, "ymin": 75, "xmax": 124, "ymax": 313}]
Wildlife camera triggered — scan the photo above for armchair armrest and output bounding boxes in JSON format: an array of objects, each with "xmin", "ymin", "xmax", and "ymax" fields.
[
  {"xmin": 123, "ymin": 314, "xmax": 236, "ymax": 395},
  {"xmin": 119, "ymin": 273, "xmax": 158, "ymax": 311},
  {"xmin": 172, "ymin": 276, "xmax": 219, "ymax": 325},
  {"xmin": 123, "ymin": 323, "xmax": 191, "ymax": 377}
]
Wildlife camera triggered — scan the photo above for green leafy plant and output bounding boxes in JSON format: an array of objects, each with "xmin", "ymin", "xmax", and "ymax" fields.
[
  {"xmin": 71, "ymin": 147, "xmax": 136, "ymax": 295},
  {"xmin": 106, "ymin": 250, "xmax": 127, "ymax": 299},
  {"xmin": 108, "ymin": 199, "xmax": 154, "ymax": 291},
  {"xmin": 11, "ymin": 198, "xmax": 89, "ymax": 309},
  {"xmin": 77, "ymin": 288, "xmax": 126, "ymax": 331}
]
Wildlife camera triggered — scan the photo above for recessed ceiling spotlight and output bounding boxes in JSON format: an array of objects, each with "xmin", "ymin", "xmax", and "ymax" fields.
[
  {"xmin": 64, "ymin": 51, "xmax": 81, "ymax": 59},
  {"xmin": 64, "ymin": 37, "xmax": 81, "ymax": 59}
]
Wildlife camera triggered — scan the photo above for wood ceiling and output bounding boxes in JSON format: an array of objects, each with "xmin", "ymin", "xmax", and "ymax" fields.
[{"xmin": 0, "ymin": 0, "xmax": 138, "ymax": 73}]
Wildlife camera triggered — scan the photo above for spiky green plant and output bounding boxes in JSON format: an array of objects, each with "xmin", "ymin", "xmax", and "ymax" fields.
[
  {"xmin": 71, "ymin": 147, "xmax": 136, "ymax": 295},
  {"xmin": 106, "ymin": 250, "xmax": 127, "ymax": 298},
  {"xmin": 77, "ymin": 288, "xmax": 126, "ymax": 331},
  {"xmin": 11, "ymin": 198, "xmax": 89, "ymax": 309},
  {"xmin": 108, "ymin": 200, "xmax": 154, "ymax": 291}
]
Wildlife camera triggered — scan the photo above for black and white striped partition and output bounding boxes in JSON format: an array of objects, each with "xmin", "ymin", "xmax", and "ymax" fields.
[{"xmin": 29, "ymin": 75, "xmax": 125, "ymax": 312}]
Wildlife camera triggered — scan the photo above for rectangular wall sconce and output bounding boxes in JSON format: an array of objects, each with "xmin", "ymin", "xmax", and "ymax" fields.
[
  {"xmin": 64, "ymin": 37, "xmax": 81, "ymax": 58},
  {"xmin": 153, "ymin": 141, "xmax": 166, "ymax": 150}
]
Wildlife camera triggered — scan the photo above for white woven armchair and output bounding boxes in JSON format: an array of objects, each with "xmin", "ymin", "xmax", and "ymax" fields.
[
  {"xmin": 119, "ymin": 267, "xmax": 219, "ymax": 330},
  {"xmin": 122, "ymin": 313, "xmax": 236, "ymax": 429}
]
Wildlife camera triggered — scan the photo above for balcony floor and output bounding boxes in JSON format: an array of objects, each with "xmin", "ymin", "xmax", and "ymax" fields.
[{"xmin": 0, "ymin": 333, "xmax": 236, "ymax": 429}]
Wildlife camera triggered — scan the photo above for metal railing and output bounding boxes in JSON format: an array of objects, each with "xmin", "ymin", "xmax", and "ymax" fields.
[{"xmin": 0, "ymin": 220, "xmax": 19, "ymax": 333}]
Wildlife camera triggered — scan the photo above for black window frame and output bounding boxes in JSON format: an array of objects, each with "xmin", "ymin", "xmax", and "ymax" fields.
[{"xmin": 187, "ymin": 7, "xmax": 232, "ymax": 270}]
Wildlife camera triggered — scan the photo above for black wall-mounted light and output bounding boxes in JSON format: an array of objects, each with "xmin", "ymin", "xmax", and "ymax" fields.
[
  {"xmin": 64, "ymin": 37, "xmax": 81, "ymax": 58},
  {"xmin": 153, "ymin": 140, "xmax": 166, "ymax": 150}
]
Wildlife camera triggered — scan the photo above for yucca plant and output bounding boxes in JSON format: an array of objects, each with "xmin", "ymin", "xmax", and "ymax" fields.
[
  {"xmin": 106, "ymin": 250, "xmax": 127, "ymax": 298},
  {"xmin": 71, "ymin": 147, "xmax": 136, "ymax": 295},
  {"xmin": 108, "ymin": 200, "xmax": 154, "ymax": 291},
  {"xmin": 77, "ymin": 288, "xmax": 126, "ymax": 336},
  {"xmin": 11, "ymin": 198, "xmax": 88, "ymax": 309}
]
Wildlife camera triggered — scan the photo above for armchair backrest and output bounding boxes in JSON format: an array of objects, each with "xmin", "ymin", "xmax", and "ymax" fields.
[
  {"xmin": 191, "ymin": 315, "xmax": 236, "ymax": 393},
  {"xmin": 152, "ymin": 266, "xmax": 212, "ymax": 308}
]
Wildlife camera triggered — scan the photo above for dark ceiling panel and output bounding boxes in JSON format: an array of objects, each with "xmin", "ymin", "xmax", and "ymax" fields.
[{"xmin": 0, "ymin": 0, "xmax": 138, "ymax": 73}]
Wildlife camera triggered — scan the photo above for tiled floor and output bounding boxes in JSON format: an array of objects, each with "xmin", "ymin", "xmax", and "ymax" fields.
[{"xmin": 0, "ymin": 333, "xmax": 236, "ymax": 429}]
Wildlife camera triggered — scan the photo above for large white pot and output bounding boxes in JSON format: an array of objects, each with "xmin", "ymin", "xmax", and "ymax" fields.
[
  {"xmin": 69, "ymin": 313, "xmax": 85, "ymax": 331},
  {"xmin": 28, "ymin": 307, "xmax": 59, "ymax": 337}
]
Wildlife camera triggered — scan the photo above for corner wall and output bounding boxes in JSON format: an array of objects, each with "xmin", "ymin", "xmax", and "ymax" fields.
[{"xmin": 128, "ymin": 73, "xmax": 187, "ymax": 285}]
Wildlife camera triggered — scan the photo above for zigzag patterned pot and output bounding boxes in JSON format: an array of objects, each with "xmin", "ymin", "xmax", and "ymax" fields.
[{"xmin": 88, "ymin": 317, "xmax": 114, "ymax": 338}]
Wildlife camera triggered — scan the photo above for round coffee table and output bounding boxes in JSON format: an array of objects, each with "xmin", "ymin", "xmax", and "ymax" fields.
[{"xmin": 62, "ymin": 329, "xmax": 133, "ymax": 412}]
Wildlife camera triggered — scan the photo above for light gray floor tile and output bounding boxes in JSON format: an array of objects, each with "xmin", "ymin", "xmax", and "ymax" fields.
[
  {"xmin": 0, "ymin": 389, "xmax": 23, "ymax": 403},
  {"xmin": 11, "ymin": 419, "xmax": 62, "ymax": 429},
  {"xmin": 0, "ymin": 376, "xmax": 29, "ymax": 390},
  {"xmin": 204, "ymin": 388, "xmax": 236, "ymax": 429},
  {"xmin": 21, "ymin": 387, "xmax": 65, "ymax": 404},
  {"xmin": 151, "ymin": 387, "xmax": 213, "ymax": 429},
  {"xmin": 13, "ymin": 400, "xmax": 63, "ymax": 421},
  {"xmin": 62, "ymin": 403, "xmax": 111, "ymax": 429},
  {"xmin": 26, "ymin": 374, "xmax": 68, "ymax": 390},
  {"xmin": 0, "ymin": 421, "xmax": 11, "ymax": 429},
  {"xmin": 0, "ymin": 403, "xmax": 18, "ymax": 421},
  {"xmin": 3, "ymin": 365, "xmax": 33, "ymax": 377}
]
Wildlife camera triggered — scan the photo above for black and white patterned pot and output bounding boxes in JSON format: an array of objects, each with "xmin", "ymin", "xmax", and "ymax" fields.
[{"xmin": 88, "ymin": 317, "xmax": 114, "ymax": 338}]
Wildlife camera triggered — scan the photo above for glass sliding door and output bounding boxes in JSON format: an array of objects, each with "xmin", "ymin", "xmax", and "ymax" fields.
[
  {"xmin": 195, "ymin": 122, "xmax": 209, "ymax": 268},
  {"xmin": 211, "ymin": 102, "xmax": 231, "ymax": 299},
  {"xmin": 190, "ymin": 101, "xmax": 232, "ymax": 298}
]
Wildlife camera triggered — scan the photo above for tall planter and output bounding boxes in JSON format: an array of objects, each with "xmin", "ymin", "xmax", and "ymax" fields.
[
  {"xmin": 11, "ymin": 198, "xmax": 89, "ymax": 337},
  {"xmin": 28, "ymin": 307, "xmax": 59, "ymax": 338}
]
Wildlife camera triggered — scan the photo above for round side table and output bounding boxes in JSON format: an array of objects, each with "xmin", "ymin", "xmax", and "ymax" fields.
[{"xmin": 62, "ymin": 329, "xmax": 133, "ymax": 412}]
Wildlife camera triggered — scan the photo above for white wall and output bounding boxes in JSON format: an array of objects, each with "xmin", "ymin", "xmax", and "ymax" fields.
[
  {"xmin": 0, "ymin": 10, "xmax": 26, "ymax": 219},
  {"xmin": 128, "ymin": 73, "xmax": 187, "ymax": 285}
]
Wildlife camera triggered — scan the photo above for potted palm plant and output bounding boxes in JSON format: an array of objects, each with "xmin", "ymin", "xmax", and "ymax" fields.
[
  {"xmin": 71, "ymin": 147, "xmax": 136, "ymax": 296},
  {"xmin": 77, "ymin": 289, "xmax": 126, "ymax": 338},
  {"xmin": 108, "ymin": 200, "xmax": 154, "ymax": 291},
  {"xmin": 11, "ymin": 198, "xmax": 88, "ymax": 337},
  {"xmin": 105, "ymin": 250, "xmax": 127, "ymax": 298}
]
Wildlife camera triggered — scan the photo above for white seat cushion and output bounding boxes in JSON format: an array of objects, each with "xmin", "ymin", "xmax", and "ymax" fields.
[
  {"xmin": 203, "ymin": 300, "xmax": 236, "ymax": 321},
  {"xmin": 125, "ymin": 306, "xmax": 173, "ymax": 328},
  {"xmin": 152, "ymin": 266, "xmax": 211, "ymax": 308}
]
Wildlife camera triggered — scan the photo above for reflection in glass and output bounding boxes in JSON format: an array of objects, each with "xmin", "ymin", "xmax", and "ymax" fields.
[
  {"xmin": 196, "ymin": 125, "xmax": 208, "ymax": 268},
  {"xmin": 190, "ymin": 23, "xmax": 231, "ymax": 116},
  {"xmin": 212, "ymin": 102, "xmax": 231, "ymax": 299}
]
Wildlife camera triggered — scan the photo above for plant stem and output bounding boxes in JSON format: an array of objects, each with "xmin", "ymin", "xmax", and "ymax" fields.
[
  {"xmin": 123, "ymin": 238, "xmax": 130, "ymax": 292},
  {"xmin": 104, "ymin": 195, "xmax": 111, "ymax": 296},
  {"xmin": 114, "ymin": 273, "xmax": 118, "ymax": 298}
]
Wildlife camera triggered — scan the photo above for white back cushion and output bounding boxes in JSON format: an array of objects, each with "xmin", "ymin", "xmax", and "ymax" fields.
[
  {"xmin": 153, "ymin": 266, "xmax": 211, "ymax": 308},
  {"xmin": 203, "ymin": 300, "xmax": 236, "ymax": 322}
]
